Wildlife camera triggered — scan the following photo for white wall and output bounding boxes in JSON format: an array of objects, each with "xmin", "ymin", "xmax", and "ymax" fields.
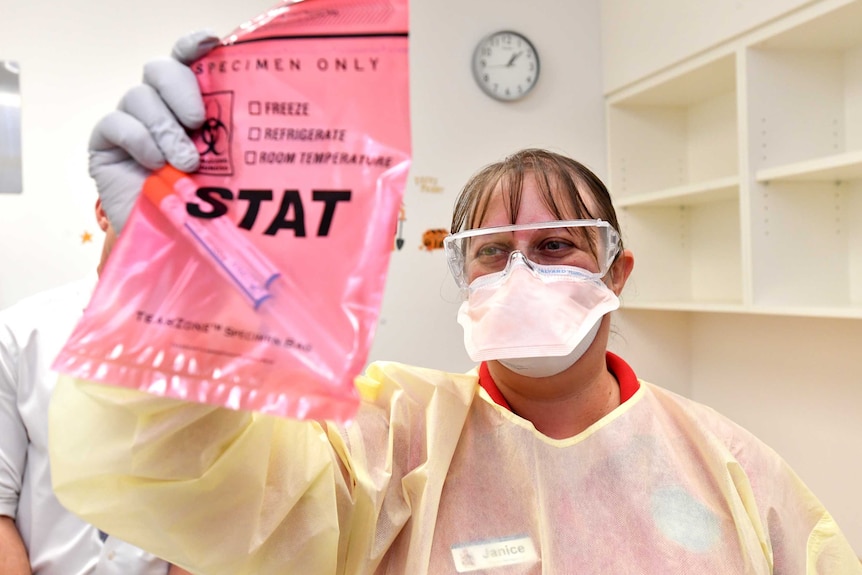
[
  {"xmin": 600, "ymin": 0, "xmax": 815, "ymax": 92},
  {"xmin": 0, "ymin": 0, "xmax": 277, "ymax": 306}
]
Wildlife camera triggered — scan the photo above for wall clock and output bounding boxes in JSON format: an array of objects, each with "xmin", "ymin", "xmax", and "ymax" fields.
[{"xmin": 471, "ymin": 30, "xmax": 540, "ymax": 102}]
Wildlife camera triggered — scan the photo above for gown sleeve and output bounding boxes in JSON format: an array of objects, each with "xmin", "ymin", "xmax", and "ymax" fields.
[
  {"xmin": 49, "ymin": 362, "xmax": 475, "ymax": 575},
  {"xmin": 49, "ymin": 375, "xmax": 351, "ymax": 574},
  {"xmin": 723, "ymin": 422, "xmax": 862, "ymax": 574}
]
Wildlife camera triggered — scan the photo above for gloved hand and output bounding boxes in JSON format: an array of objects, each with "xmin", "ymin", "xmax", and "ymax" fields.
[{"xmin": 89, "ymin": 29, "xmax": 221, "ymax": 232}]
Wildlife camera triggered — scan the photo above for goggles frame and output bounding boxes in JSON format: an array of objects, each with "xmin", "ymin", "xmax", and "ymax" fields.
[{"xmin": 443, "ymin": 219, "xmax": 621, "ymax": 288}]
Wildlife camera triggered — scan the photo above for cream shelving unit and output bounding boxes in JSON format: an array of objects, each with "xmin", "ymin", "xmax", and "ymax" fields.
[{"xmin": 607, "ymin": 0, "xmax": 862, "ymax": 319}]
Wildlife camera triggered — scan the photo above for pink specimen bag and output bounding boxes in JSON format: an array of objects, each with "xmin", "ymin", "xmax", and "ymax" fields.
[{"xmin": 53, "ymin": 0, "xmax": 411, "ymax": 422}]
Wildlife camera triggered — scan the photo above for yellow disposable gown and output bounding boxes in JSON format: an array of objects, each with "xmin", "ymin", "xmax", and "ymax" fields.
[{"xmin": 49, "ymin": 361, "xmax": 861, "ymax": 574}]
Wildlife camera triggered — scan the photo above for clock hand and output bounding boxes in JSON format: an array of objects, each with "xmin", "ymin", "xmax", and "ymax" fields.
[
  {"xmin": 506, "ymin": 51, "xmax": 523, "ymax": 67},
  {"xmin": 487, "ymin": 52, "xmax": 524, "ymax": 68}
]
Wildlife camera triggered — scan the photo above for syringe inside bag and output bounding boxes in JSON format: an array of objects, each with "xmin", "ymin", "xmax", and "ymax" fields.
[
  {"xmin": 140, "ymin": 166, "xmax": 347, "ymax": 389},
  {"xmin": 142, "ymin": 166, "xmax": 280, "ymax": 309}
]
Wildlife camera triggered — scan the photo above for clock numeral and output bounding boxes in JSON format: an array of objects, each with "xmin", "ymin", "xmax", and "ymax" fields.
[
  {"xmin": 480, "ymin": 59, "xmax": 487, "ymax": 68},
  {"xmin": 483, "ymin": 74, "xmax": 489, "ymax": 83},
  {"xmin": 529, "ymin": 63, "xmax": 535, "ymax": 71}
]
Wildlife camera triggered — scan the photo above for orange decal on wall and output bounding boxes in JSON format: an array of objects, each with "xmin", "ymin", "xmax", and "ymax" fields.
[{"xmin": 421, "ymin": 228, "xmax": 448, "ymax": 251}]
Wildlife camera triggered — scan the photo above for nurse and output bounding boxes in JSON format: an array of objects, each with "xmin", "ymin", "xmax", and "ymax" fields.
[{"xmin": 49, "ymin": 33, "xmax": 861, "ymax": 574}]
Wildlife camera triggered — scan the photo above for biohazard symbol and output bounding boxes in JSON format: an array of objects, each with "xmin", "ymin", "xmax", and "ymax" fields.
[{"xmin": 198, "ymin": 100, "xmax": 229, "ymax": 157}]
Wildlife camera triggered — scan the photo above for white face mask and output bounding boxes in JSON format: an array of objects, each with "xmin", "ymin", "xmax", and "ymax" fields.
[
  {"xmin": 498, "ymin": 319, "xmax": 602, "ymax": 378},
  {"xmin": 457, "ymin": 252, "xmax": 620, "ymax": 378}
]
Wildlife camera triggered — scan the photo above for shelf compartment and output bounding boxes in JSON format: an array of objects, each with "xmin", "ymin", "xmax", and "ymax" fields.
[
  {"xmin": 621, "ymin": 301, "xmax": 748, "ymax": 314},
  {"xmin": 615, "ymin": 175, "xmax": 739, "ymax": 208},
  {"xmin": 618, "ymin": 193, "xmax": 743, "ymax": 307},
  {"xmin": 755, "ymin": 149, "xmax": 862, "ymax": 183},
  {"xmin": 745, "ymin": 1, "xmax": 862, "ymax": 172},
  {"xmin": 748, "ymin": 179, "xmax": 862, "ymax": 309},
  {"xmin": 607, "ymin": 53, "xmax": 739, "ymax": 200},
  {"xmin": 621, "ymin": 300, "xmax": 862, "ymax": 319}
]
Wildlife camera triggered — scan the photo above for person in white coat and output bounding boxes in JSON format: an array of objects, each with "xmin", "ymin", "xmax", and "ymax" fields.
[{"xmin": 0, "ymin": 199, "xmax": 189, "ymax": 575}]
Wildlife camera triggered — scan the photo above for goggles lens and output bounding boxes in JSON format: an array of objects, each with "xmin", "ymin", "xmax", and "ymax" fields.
[{"xmin": 443, "ymin": 220, "xmax": 621, "ymax": 288}]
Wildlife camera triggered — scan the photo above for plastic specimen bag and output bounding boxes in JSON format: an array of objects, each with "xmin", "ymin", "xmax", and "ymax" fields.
[{"xmin": 53, "ymin": 0, "xmax": 411, "ymax": 422}]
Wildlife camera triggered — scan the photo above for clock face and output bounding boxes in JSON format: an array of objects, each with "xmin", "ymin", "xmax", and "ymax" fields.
[{"xmin": 472, "ymin": 31, "xmax": 540, "ymax": 102}]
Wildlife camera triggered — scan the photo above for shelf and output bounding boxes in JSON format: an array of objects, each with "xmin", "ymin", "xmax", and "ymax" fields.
[
  {"xmin": 622, "ymin": 301, "xmax": 862, "ymax": 319},
  {"xmin": 608, "ymin": 53, "xmax": 738, "ymax": 199},
  {"xmin": 607, "ymin": 0, "xmax": 862, "ymax": 320},
  {"xmin": 746, "ymin": 1, "xmax": 862, "ymax": 172},
  {"xmin": 621, "ymin": 301, "xmax": 747, "ymax": 313},
  {"xmin": 619, "ymin": 195, "xmax": 743, "ymax": 306},
  {"xmin": 613, "ymin": 54, "xmax": 736, "ymax": 107},
  {"xmin": 747, "ymin": 179, "xmax": 862, "ymax": 311},
  {"xmin": 616, "ymin": 176, "xmax": 739, "ymax": 208},
  {"xmin": 743, "ymin": 0, "xmax": 862, "ymax": 316},
  {"xmin": 755, "ymin": 150, "xmax": 862, "ymax": 183}
]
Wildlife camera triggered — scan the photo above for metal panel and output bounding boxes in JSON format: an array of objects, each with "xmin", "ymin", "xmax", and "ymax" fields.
[{"xmin": 0, "ymin": 60, "xmax": 22, "ymax": 194}]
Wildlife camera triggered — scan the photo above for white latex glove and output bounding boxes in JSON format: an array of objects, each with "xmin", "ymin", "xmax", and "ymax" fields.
[{"xmin": 89, "ymin": 30, "xmax": 221, "ymax": 232}]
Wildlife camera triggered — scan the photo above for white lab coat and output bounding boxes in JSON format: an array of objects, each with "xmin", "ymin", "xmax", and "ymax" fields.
[{"xmin": 0, "ymin": 278, "xmax": 169, "ymax": 575}]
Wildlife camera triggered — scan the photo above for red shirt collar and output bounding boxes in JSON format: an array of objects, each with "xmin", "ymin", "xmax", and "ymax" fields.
[{"xmin": 478, "ymin": 351, "xmax": 640, "ymax": 411}]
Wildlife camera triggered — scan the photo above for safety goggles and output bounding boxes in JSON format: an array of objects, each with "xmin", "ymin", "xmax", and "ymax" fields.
[{"xmin": 443, "ymin": 219, "xmax": 621, "ymax": 288}]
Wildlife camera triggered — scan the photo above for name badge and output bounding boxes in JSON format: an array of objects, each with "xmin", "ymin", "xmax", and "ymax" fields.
[{"xmin": 451, "ymin": 535, "xmax": 538, "ymax": 572}]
